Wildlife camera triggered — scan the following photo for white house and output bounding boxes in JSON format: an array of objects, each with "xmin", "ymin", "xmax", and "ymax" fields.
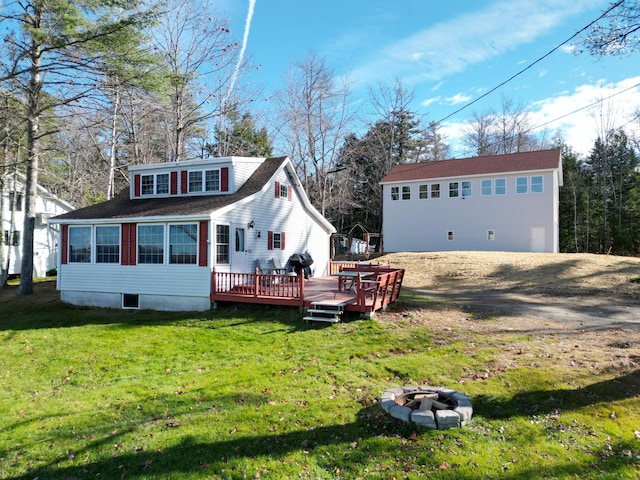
[
  {"xmin": 1, "ymin": 173, "xmax": 74, "ymax": 277},
  {"xmin": 50, "ymin": 156, "xmax": 336, "ymax": 311},
  {"xmin": 380, "ymin": 149, "xmax": 563, "ymax": 253}
]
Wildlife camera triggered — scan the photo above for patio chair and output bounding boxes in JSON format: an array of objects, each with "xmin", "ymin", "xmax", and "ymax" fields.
[{"xmin": 272, "ymin": 258, "xmax": 287, "ymax": 274}]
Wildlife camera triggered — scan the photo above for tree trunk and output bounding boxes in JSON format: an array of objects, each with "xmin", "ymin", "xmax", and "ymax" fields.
[
  {"xmin": 107, "ymin": 80, "xmax": 121, "ymax": 200},
  {"xmin": 19, "ymin": 15, "xmax": 43, "ymax": 296}
]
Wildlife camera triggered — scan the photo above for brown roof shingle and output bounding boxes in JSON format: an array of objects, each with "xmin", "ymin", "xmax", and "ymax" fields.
[
  {"xmin": 53, "ymin": 157, "xmax": 287, "ymax": 221},
  {"xmin": 380, "ymin": 149, "xmax": 561, "ymax": 183}
]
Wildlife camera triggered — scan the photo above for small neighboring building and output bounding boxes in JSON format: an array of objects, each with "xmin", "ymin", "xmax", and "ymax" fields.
[
  {"xmin": 1, "ymin": 173, "xmax": 74, "ymax": 277},
  {"xmin": 380, "ymin": 149, "xmax": 563, "ymax": 253},
  {"xmin": 50, "ymin": 156, "xmax": 336, "ymax": 311}
]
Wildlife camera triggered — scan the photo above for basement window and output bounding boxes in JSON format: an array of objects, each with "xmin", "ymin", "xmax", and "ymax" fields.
[{"xmin": 122, "ymin": 294, "xmax": 140, "ymax": 309}]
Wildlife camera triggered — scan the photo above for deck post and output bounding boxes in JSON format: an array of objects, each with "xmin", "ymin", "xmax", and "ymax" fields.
[
  {"xmin": 254, "ymin": 267, "xmax": 260, "ymax": 299},
  {"xmin": 299, "ymin": 271, "xmax": 305, "ymax": 306}
]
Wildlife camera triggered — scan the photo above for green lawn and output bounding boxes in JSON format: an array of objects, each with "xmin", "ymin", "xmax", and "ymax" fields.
[{"xmin": 0, "ymin": 280, "xmax": 638, "ymax": 479}]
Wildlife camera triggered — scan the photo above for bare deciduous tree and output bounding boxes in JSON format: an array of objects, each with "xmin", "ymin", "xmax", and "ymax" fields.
[{"xmin": 275, "ymin": 51, "xmax": 355, "ymax": 216}]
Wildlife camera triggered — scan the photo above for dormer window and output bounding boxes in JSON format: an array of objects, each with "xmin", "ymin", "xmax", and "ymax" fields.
[
  {"xmin": 157, "ymin": 174, "xmax": 169, "ymax": 194},
  {"xmin": 141, "ymin": 173, "xmax": 170, "ymax": 195},
  {"xmin": 189, "ymin": 169, "xmax": 221, "ymax": 193}
]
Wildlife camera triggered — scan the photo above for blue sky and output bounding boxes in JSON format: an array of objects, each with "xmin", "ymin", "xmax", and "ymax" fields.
[{"xmin": 218, "ymin": 0, "xmax": 640, "ymax": 157}]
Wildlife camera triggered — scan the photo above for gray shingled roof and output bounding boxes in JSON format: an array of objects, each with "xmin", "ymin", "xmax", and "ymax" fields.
[
  {"xmin": 53, "ymin": 157, "xmax": 286, "ymax": 221},
  {"xmin": 380, "ymin": 149, "xmax": 561, "ymax": 183}
]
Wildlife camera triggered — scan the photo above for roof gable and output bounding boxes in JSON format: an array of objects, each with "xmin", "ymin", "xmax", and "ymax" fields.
[{"xmin": 380, "ymin": 149, "xmax": 562, "ymax": 184}]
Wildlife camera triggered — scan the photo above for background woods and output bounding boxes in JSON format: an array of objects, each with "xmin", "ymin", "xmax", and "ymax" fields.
[{"xmin": 2, "ymin": 1, "xmax": 640, "ymax": 292}]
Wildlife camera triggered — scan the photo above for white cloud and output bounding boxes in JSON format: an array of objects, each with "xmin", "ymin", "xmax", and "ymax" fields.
[
  {"xmin": 440, "ymin": 77, "xmax": 640, "ymax": 158},
  {"xmin": 446, "ymin": 93, "xmax": 473, "ymax": 105},
  {"xmin": 528, "ymin": 77, "xmax": 640, "ymax": 155},
  {"xmin": 350, "ymin": 0, "xmax": 602, "ymax": 85},
  {"xmin": 422, "ymin": 96, "xmax": 441, "ymax": 107}
]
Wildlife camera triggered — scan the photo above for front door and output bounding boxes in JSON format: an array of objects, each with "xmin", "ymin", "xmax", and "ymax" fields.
[{"xmin": 232, "ymin": 227, "xmax": 247, "ymax": 272}]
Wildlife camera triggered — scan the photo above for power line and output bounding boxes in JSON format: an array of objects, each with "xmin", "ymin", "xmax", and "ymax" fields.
[{"xmin": 435, "ymin": 0, "xmax": 625, "ymax": 125}]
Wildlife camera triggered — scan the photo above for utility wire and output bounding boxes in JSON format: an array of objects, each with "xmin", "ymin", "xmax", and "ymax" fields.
[{"xmin": 435, "ymin": 0, "xmax": 625, "ymax": 125}]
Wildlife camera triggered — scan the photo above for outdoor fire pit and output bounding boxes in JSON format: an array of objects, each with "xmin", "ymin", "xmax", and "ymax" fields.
[{"xmin": 379, "ymin": 386, "xmax": 473, "ymax": 429}]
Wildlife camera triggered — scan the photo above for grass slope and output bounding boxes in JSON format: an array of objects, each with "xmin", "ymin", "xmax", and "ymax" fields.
[{"xmin": 0, "ymin": 279, "xmax": 638, "ymax": 479}]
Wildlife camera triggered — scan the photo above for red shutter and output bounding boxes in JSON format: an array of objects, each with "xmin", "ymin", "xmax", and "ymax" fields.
[
  {"xmin": 274, "ymin": 181, "xmax": 280, "ymax": 198},
  {"xmin": 134, "ymin": 174, "xmax": 141, "ymax": 197},
  {"xmin": 221, "ymin": 167, "xmax": 229, "ymax": 192},
  {"xmin": 61, "ymin": 225, "xmax": 68, "ymax": 264},
  {"xmin": 121, "ymin": 223, "xmax": 137, "ymax": 265},
  {"xmin": 267, "ymin": 230, "xmax": 273, "ymax": 250},
  {"xmin": 129, "ymin": 224, "xmax": 137, "ymax": 265},
  {"xmin": 170, "ymin": 172, "xmax": 178, "ymax": 195},
  {"xmin": 287, "ymin": 186, "xmax": 292, "ymax": 201},
  {"xmin": 181, "ymin": 170, "xmax": 188, "ymax": 193},
  {"xmin": 120, "ymin": 224, "xmax": 128, "ymax": 265},
  {"xmin": 281, "ymin": 232, "xmax": 285, "ymax": 250},
  {"xmin": 198, "ymin": 220, "xmax": 208, "ymax": 267}
]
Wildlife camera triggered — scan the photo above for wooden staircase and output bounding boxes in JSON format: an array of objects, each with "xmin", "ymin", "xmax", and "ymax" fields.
[{"xmin": 303, "ymin": 302, "xmax": 345, "ymax": 323}]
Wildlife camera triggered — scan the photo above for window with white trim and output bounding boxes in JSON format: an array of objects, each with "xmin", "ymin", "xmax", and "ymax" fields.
[
  {"xmin": 188, "ymin": 171, "xmax": 203, "ymax": 192},
  {"xmin": 402, "ymin": 186, "xmax": 411, "ymax": 200},
  {"xmin": 431, "ymin": 184, "xmax": 440, "ymax": 198},
  {"xmin": 279, "ymin": 183, "xmax": 288, "ymax": 199},
  {"xmin": 141, "ymin": 173, "xmax": 170, "ymax": 195},
  {"xmin": 4, "ymin": 230, "xmax": 20, "ymax": 246},
  {"xmin": 495, "ymin": 178, "xmax": 506, "ymax": 195},
  {"xmin": 461, "ymin": 181, "xmax": 472, "ymax": 197},
  {"xmin": 516, "ymin": 177, "xmax": 528, "ymax": 194},
  {"xmin": 69, "ymin": 226, "xmax": 91, "ymax": 263},
  {"xmin": 447, "ymin": 230, "xmax": 454, "ymax": 241},
  {"xmin": 141, "ymin": 175, "xmax": 154, "ymax": 195},
  {"xmin": 391, "ymin": 186, "xmax": 399, "ymax": 200},
  {"xmin": 449, "ymin": 182, "xmax": 459, "ymax": 198},
  {"xmin": 481, "ymin": 179, "xmax": 492, "ymax": 196},
  {"xmin": 273, "ymin": 232, "xmax": 282, "ymax": 249},
  {"xmin": 156, "ymin": 173, "xmax": 169, "ymax": 194},
  {"xmin": 205, "ymin": 170, "xmax": 220, "ymax": 192},
  {"xmin": 216, "ymin": 224, "xmax": 230, "ymax": 264},
  {"xmin": 96, "ymin": 226, "xmax": 120, "ymax": 263},
  {"xmin": 419, "ymin": 184, "xmax": 428, "ymax": 199},
  {"xmin": 138, "ymin": 225, "xmax": 165, "ymax": 264},
  {"xmin": 169, "ymin": 224, "xmax": 197, "ymax": 264},
  {"xmin": 531, "ymin": 175, "xmax": 543, "ymax": 193}
]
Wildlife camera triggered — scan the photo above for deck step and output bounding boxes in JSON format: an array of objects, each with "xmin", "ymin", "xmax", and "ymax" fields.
[
  {"xmin": 304, "ymin": 302, "xmax": 344, "ymax": 323},
  {"xmin": 302, "ymin": 316, "xmax": 340, "ymax": 323},
  {"xmin": 307, "ymin": 308, "xmax": 342, "ymax": 315}
]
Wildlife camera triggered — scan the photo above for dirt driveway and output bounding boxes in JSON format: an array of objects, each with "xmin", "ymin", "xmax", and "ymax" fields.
[{"xmin": 375, "ymin": 251, "xmax": 640, "ymax": 370}]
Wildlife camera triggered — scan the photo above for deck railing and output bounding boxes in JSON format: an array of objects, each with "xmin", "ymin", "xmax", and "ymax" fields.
[
  {"xmin": 211, "ymin": 268, "xmax": 305, "ymax": 306},
  {"xmin": 211, "ymin": 265, "xmax": 404, "ymax": 314},
  {"xmin": 347, "ymin": 266, "xmax": 404, "ymax": 312}
]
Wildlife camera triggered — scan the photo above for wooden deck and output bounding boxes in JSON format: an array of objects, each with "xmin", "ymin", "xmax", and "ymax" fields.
[{"xmin": 210, "ymin": 263, "xmax": 404, "ymax": 317}]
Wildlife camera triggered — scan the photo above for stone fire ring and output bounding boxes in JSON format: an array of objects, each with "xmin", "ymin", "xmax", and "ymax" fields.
[{"xmin": 379, "ymin": 386, "xmax": 473, "ymax": 429}]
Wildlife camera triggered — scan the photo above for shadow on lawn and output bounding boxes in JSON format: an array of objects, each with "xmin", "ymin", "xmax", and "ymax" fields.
[
  {"xmin": 474, "ymin": 369, "xmax": 640, "ymax": 419},
  {"xmin": 0, "ymin": 280, "xmax": 320, "ymax": 333},
  {"xmin": 6, "ymin": 373, "xmax": 639, "ymax": 479}
]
